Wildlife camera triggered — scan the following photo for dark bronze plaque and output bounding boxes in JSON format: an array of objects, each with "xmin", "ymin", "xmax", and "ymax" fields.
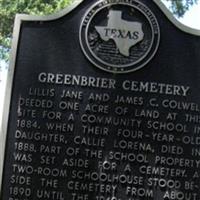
[{"xmin": 1, "ymin": 0, "xmax": 200, "ymax": 200}]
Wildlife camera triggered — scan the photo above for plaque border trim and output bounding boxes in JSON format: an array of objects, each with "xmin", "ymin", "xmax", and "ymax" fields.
[
  {"xmin": 153, "ymin": 0, "xmax": 200, "ymax": 36},
  {"xmin": 0, "ymin": 0, "xmax": 84, "ymax": 193},
  {"xmin": 1, "ymin": 0, "xmax": 200, "ymax": 194}
]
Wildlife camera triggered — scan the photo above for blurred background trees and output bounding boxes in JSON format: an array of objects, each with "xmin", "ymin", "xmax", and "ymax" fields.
[
  {"xmin": 166, "ymin": 0, "xmax": 197, "ymax": 17},
  {"xmin": 0, "ymin": 0, "xmax": 198, "ymax": 63},
  {"xmin": 0, "ymin": 0, "xmax": 199, "ymax": 123},
  {"xmin": 0, "ymin": 0, "xmax": 73, "ymax": 61}
]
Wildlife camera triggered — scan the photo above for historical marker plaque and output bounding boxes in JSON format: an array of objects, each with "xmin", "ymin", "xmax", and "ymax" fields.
[{"xmin": 1, "ymin": 0, "xmax": 200, "ymax": 200}]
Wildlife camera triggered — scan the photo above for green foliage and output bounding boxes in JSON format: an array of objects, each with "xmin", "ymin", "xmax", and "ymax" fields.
[
  {"xmin": 0, "ymin": 0, "xmax": 198, "ymax": 62},
  {"xmin": 166, "ymin": 0, "xmax": 198, "ymax": 17},
  {"xmin": 0, "ymin": 0, "xmax": 73, "ymax": 61}
]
